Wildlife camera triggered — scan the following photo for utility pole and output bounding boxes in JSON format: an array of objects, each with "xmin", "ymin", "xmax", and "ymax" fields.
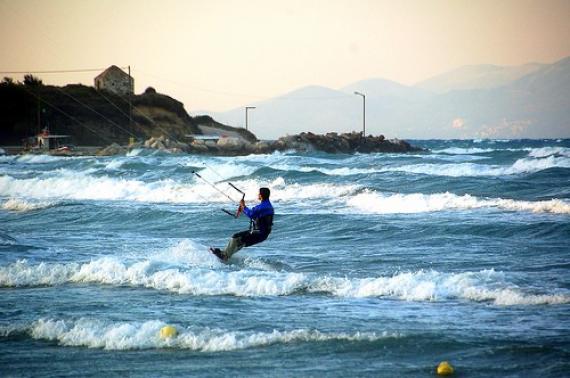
[
  {"xmin": 354, "ymin": 91, "xmax": 366, "ymax": 139},
  {"xmin": 36, "ymin": 95, "xmax": 41, "ymax": 134},
  {"xmin": 245, "ymin": 106, "xmax": 256, "ymax": 131},
  {"xmin": 128, "ymin": 65, "xmax": 133, "ymax": 136}
]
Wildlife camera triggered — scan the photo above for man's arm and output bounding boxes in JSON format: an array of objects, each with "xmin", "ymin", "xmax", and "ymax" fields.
[{"xmin": 240, "ymin": 199, "xmax": 256, "ymax": 219}]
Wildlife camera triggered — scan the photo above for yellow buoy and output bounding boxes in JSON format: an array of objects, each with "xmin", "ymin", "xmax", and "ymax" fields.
[
  {"xmin": 159, "ymin": 325, "xmax": 178, "ymax": 339},
  {"xmin": 437, "ymin": 361, "xmax": 454, "ymax": 376}
]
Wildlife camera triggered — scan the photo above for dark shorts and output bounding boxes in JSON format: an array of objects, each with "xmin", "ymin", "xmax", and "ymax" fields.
[{"xmin": 233, "ymin": 230, "xmax": 269, "ymax": 247}]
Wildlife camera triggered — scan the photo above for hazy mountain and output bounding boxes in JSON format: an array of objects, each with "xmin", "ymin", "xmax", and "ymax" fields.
[
  {"xmin": 416, "ymin": 63, "xmax": 545, "ymax": 93},
  {"xmin": 205, "ymin": 85, "xmax": 361, "ymax": 139},
  {"xmin": 200, "ymin": 57, "xmax": 570, "ymax": 139}
]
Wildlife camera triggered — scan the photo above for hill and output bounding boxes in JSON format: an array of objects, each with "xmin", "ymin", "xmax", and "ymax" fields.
[
  {"xmin": 416, "ymin": 63, "xmax": 545, "ymax": 93},
  {"xmin": 0, "ymin": 80, "xmax": 256, "ymax": 146},
  {"xmin": 206, "ymin": 56, "xmax": 570, "ymax": 139}
]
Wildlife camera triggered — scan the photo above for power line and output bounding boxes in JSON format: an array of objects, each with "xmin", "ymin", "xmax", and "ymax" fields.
[
  {"xmin": 20, "ymin": 85, "xmax": 115, "ymax": 145},
  {"xmin": 53, "ymin": 86, "xmax": 136, "ymax": 138},
  {"xmin": 94, "ymin": 89, "xmax": 132, "ymax": 121},
  {"xmin": 135, "ymin": 69, "xmax": 354, "ymax": 101},
  {"xmin": 0, "ymin": 67, "xmax": 129, "ymax": 75},
  {"xmin": 109, "ymin": 89, "xmax": 181, "ymax": 141}
]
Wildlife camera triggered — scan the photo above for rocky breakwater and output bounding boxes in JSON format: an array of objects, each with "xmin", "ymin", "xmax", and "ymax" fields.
[
  {"xmin": 97, "ymin": 132, "xmax": 421, "ymax": 156},
  {"xmin": 272, "ymin": 132, "xmax": 422, "ymax": 153}
]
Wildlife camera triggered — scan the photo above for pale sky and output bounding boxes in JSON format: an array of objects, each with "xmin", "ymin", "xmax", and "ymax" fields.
[{"xmin": 1, "ymin": 0, "xmax": 569, "ymax": 112}]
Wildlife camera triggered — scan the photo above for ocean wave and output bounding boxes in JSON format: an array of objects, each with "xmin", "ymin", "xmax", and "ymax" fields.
[
  {"xmin": 103, "ymin": 159, "xmax": 125, "ymax": 170},
  {"xmin": 389, "ymin": 156, "xmax": 570, "ymax": 177},
  {"xmin": 2, "ymin": 244, "xmax": 567, "ymax": 306},
  {"xmin": 0, "ymin": 173, "xmax": 356, "ymax": 204},
  {"xmin": 265, "ymin": 164, "xmax": 377, "ymax": 176},
  {"xmin": 346, "ymin": 191, "xmax": 570, "ymax": 214},
  {"xmin": 527, "ymin": 147, "xmax": 570, "ymax": 158},
  {"xmin": 310, "ymin": 270, "xmax": 570, "ymax": 305},
  {"xmin": 190, "ymin": 160, "xmax": 258, "ymax": 182},
  {"xmin": 431, "ymin": 147, "xmax": 497, "ymax": 155},
  {"xmin": 1, "ymin": 318, "xmax": 393, "ymax": 351},
  {"xmin": 14, "ymin": 154, "xmax": 65, "ymax": 164},
  {"xmin": 1, "ymin": 198, "xmax": 56, "ymax": 212}
]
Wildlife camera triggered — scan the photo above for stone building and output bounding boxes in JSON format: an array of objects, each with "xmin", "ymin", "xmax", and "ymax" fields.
[{"xmin": 94, "ymin": 65, "xmax": 134, "ymax": 95}]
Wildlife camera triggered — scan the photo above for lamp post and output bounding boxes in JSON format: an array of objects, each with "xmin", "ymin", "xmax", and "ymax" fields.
[
  {"xmin": 354, "ymin": 91, "xmax": 366, "ymax": 138},
  {"xmin": 245, "ymin": 106, "xmax": 256, "ymax": 131}
]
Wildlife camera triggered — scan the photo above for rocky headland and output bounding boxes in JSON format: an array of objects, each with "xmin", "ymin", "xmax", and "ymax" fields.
[
  {"xmin": 96, "ymin": 131, "xmax": 422, "ymax": 156},
  {"xmin": 1, "ymin": 78, "xmax": 421, "ymax": 156}
]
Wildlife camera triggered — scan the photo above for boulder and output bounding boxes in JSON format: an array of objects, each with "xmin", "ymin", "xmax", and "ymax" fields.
[
  {"xmin": 217, "ymin": 137, "xmax": 248, "ymax": 151},
  {"xmin": 97, "ymin": 143, "xmax": 126, "ymax": 156}
]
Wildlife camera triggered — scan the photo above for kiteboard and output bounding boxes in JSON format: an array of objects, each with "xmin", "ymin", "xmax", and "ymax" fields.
[{"xmin": 209, "ymin": 247, "xmax": 228, "ymax": 262}]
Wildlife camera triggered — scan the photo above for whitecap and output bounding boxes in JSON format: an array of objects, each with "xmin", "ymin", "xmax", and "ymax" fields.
[
  {"xmin": 21, "ymin": 318, "xmax": 395, "ymax": 351},
  {"xmin": 431, "ymin": 147, "xmax": 495, "ymax": 155},
  {"xmin": 15, "ymin": 155, "xmax": 64, "ymax": 164},
  {"xmin": 2, "ymin": 258, "xmax": 568, "ymax": 306},
  {"xmin": 386, "ymin": 156, "xmax": 570, "ymax": 177},
  {"xmin": 346, "ymin": 191, "xmax": 570, "ymax": 214},
  {"xmin": 527, "ymin": 147, "xmax": 570, "ymax": 158},
  {"xmin": 1, "ymin": 198, "xmax": 55, "ymax": 212}
]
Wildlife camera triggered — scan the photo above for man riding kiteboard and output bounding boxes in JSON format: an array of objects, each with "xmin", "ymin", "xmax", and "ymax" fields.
[{"xmin": 210, "ymin": 187, "xmax": 274, "ymax": 261}]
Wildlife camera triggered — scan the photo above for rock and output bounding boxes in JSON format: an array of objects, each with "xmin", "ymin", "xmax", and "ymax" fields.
[
  {"xmin": 129, "ymin": 141, "xmax": 143, "ymax": 149},
  {"xmin": 141, "ymin": 135, "xmax": 189, "ymax": 153},
  {"xmin": 189, "ymin": 141, "xmax": 209, "ymax": 153},
  {"xmin": 273, "ymin": 132, "xmax": 422, "ymax": 154},
  {"xmin": 217, "ymin": 137, "xmax": 248, "ymax": 151},
  {"xmin": 252, "ymin": 141, "xmax": 271, "ymax": 154},
  {"xmin": 97, "ymin": 143, "xmax": 126, "ymax": 156},
  {"xmin": 137, "ymin": 132, "xmax": 420, "ymax": 156}
]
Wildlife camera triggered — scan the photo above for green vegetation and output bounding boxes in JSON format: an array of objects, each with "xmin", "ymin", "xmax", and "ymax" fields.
[{"xmin": 0, "ymin": 77, "xmax": 210, "ymax": 146}]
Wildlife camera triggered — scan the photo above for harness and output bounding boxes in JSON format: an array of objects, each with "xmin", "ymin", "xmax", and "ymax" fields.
[{"xmin": 249, "ymin": 211, "xmax": 274, "ymax": 235}]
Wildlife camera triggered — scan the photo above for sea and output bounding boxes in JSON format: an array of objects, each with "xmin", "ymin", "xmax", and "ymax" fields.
[{"xmin": 0, "ymin": 139, "xmax": 569, "ymax": 377}]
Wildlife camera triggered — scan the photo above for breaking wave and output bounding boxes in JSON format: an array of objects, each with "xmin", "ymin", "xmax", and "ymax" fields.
[
  {"xmin": 388, "ymin": 156, "xmax": 570, "ymax": 177},
  {"xmin": 0, "ymin": 318, "xmax": 393, "ymax": 351},
  {"xmin": 431, "ymin": 147, "xmax": 497, "ymax": 155},
  {"xmin": 1, "ymin": 198, "xmax": 56, "ymax": 212},
  {"xmin": 1, "ymin": 241, "xmax": 567, "ymax": 306},
  {"xmin": 527, "ymin": 146, "xmax": 570, "ymax": 158},
  {"xmin": 0, "ymin": 173, "xmax": 356, "ymax": 204},
  {"xmin": 346, "ymin": 191, "xmax": 570, "ymax": 214}
]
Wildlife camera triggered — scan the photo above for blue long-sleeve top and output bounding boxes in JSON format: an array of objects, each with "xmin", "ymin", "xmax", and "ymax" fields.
[
  {"xmin": 243, "ymin": 199, "xmax": 274, "ymax": 220},
  {"xmin": 243, "ymin": 199, "xmax": 274, "ymax": 235}
]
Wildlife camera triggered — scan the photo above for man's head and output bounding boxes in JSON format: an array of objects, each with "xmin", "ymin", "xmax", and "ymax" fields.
[{"xmin": 259, "ymin": 187, "xmax": 270, "ymax": 200}]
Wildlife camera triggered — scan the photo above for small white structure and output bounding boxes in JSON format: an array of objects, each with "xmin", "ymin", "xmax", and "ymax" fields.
[
  {"xmin": 185, "ymin": 134, "xmax": 221, "ymax": 142},
  {"xmin": 185, "ymin": 134, "xmax": 220, "ymax": 147},
  {"xmin": 36, "ymin": 129, "xmax": 71, "ymax": 151},
  {"xmin": 94, "ymin": 65, "xmax": 134, "ymax": 95}
]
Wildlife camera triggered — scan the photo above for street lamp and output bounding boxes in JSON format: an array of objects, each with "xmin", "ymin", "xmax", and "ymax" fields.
[
  {"xmin": 245, "ymin": 106, "xmax": 256, "ymax": 131},
  {"xmin": 354, "ymin": 91, "xmax": 366, "ymax": 138}
]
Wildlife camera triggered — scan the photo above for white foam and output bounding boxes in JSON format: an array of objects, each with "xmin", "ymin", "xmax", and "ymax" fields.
[
  {"xmin": 0, "ymin": 238, "xmax": 308, "ymax": 296},
  {"xmin": 103, "ymin": 159, "xmax": 125, "ymax": 170},
  {"xmin": 126, "ymin": 148, "xmax": 144, "ymax": 157},
  {"xmin": 14, "ymin": 154, "xmax": 64, "ymax": 164},
  {"xmin": 387, "ymin": 156, "xmax": 570, "ymax": 177},
  {"xmin": 267, "ymin": 163, "xmax": 377, "ymax": 176},
  {"xmin": 310, "ymin": 269, "xmax": 570, "ymax": 305},
  {"xmin": 432, "ymin": 147, "xmax": 496, "ymax": 155},
  {"xmin": 0, "ymin": 172, "xmax": 356, "ymax": 205},
  {"xmin": 21, "ymin": 318, "xmax": 393, "ymax": 351},
  {"xmin": 1, "ymin": 198, "xmax": 55, "ymax": 212},
  {"xmin": 528, "ymin": 147, "xmax": 570, "ymax": 158},
  {"xmin": 346, "ymin": 190, "xmax": 570, "ymax": 214},
  {"xmin": 0, "ymin": 171, "xmax": 233, "ymax": 204},
  {"xmin": 194, "ymin": 161, "xmax": 257, "ymax": 182},
  {"xmin": 2, "ymin": 254, "xmax": 568, "ymax": 306}
]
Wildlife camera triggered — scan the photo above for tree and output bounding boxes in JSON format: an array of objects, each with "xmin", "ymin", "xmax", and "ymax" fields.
[
  {"xmin": 1, "ymin": 77, "xmax": 14, "ymax": 86},
  {"xmin": 23, "ymin": 74, "xmax": 43, "ymax": 86}
]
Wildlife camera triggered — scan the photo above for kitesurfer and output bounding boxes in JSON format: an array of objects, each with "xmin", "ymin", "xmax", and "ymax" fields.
[{"xmin": 210, "ymin": 187, "xmax": 274, "ymax": 261}]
